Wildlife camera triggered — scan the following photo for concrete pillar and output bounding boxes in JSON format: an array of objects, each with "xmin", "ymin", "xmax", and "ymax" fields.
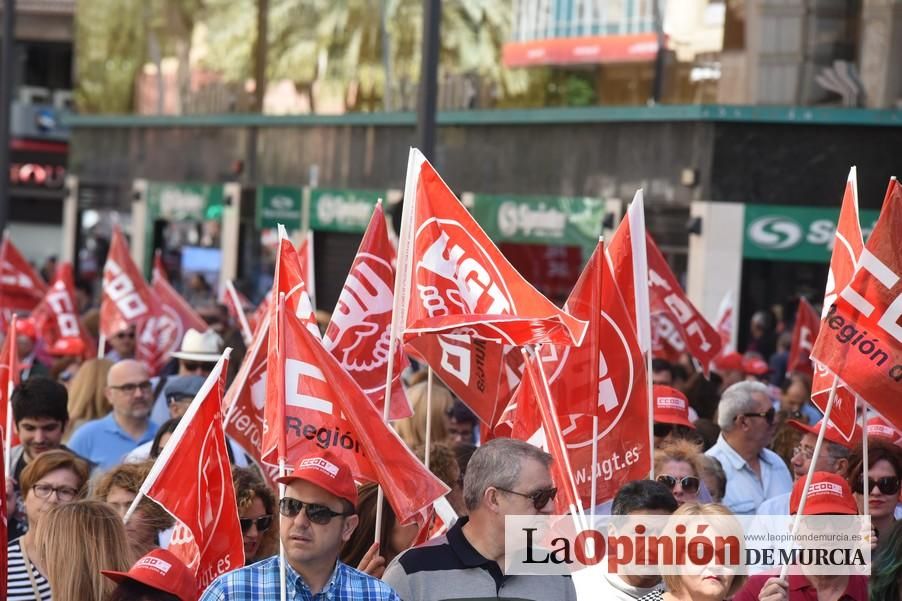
[{"xmin": 859, "ymin": 0, "xmax": 902, "ymax": 108}]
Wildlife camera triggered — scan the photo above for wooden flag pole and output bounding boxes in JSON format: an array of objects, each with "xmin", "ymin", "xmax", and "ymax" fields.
[
  {"xmin": 279, "ymin": 459, "xmax": 287, "ymax": 601},
  {"xmin": 97, "ymin": 333, "xmax": 106, "ymax": 359},
  {"xmin": 861, "ymin": 400, "xmax": 869, "ymax": 518}
]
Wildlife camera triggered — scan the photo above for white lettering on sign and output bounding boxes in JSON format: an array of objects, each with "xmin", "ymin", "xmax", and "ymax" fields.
[
  {"xmin": 46, "ymin": 284, "xmax": 80, "ymax": 338},
  {"xmin": 285, "ymin": 359, "xmax": 333, "ymax": 413},
  {"xmin": 103, "ymin": 259, "xmax": 148, "ymax": 319},
  {"xmin": 840, "ymin": 249, "xmax": 902, "ymax": 343},
  {"xmin": 438, "ymin": 335, "xmax": 471, "ymax": 385},
  {"xmin": 497, "ymin": 202, "xmax": 568, "ymax": 239},
  {"xmin": 597, "ymin": 351, "xmax": 618, "ymax": 413}
]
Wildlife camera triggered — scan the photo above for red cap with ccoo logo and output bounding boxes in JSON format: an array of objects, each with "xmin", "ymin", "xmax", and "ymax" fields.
[
  {"xmin": 789, "ymin": 471, "xmax": 858, "ymax": 516},
  {"xmin": 787, "ymin": 419, "xmax": 860, "ymax": 449},
  {"xmin": 101, "ymin": 548, "xmax": 197, "ymax": 601},
  {"xmin": 653, "ymin": 385, "xmax": 695, "ymax": 429},
  {"xmin": 276, "ymin": 449, "xmax": 359, "ymax": 507}
]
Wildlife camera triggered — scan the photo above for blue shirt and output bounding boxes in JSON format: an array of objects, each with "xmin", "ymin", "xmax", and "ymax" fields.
[
  {"xmin": 706, "ymin": 434, "xmax": 793, "ymax": 515},
  {"xmin": 67, "ymin": 413, "xmax": 158, "ymax": 471},
  {"xmin": 200, "ymin": 556, "xmax": 401, "ymax": 601}
]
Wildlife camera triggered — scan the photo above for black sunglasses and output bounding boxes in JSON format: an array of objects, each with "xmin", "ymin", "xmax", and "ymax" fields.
[
  {"xmin": 656, "ymin": 474, "xmax": 701, "ymax": 494},
  {"xmin": 740, "ymin": 407, "xmax": 776, "ymax": 425},
  {"xmin": 181, "ymin": 361, "xmax": 215, "ymax": 372},
  {"xmin": 239, "ymin": 515, "xmax": 273, "ymax": 534},
  {"xmin": 495, "ymin": 486, "xmax": 558, "ymax": 510},
  {"xmin": 853, "ymin": 475, "xmax": 901, "ymax": 496},
  {"xmin": 279, "ymin": 497, "xmax": 354, "ymax": 525},
  {"xmin": 653, "ymin": 423, "xmax": 674, "ymax": 438}
]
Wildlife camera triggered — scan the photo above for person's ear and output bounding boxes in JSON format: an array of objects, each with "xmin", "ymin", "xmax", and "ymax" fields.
[{"xmin": 342, "ymin": 514, "xmax": 360, "ymax": 542}]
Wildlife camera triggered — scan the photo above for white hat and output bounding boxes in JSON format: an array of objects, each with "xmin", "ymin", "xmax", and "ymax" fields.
[{"xmin": 169, "ymin": 329, "xmax": 223, "ymax": 362}]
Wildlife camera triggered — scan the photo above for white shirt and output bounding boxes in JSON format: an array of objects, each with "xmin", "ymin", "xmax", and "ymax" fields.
[
  {"xmin": 706, "ymin": 434, "xmax": 793, "ymax": 515},
  {"xmin": 574, "ymin": 565, "xmax": 662, "ymax": 601}
]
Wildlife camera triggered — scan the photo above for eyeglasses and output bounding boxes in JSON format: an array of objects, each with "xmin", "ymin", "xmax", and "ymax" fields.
[
  {"xmin": 109, "ymin": 380, "xmax": 153, "ymax": 394},
  {"xmin": 740, "ymin": 407, "xmax": 776, "ymax": 425},
  {"xmin": 853, "ymin": 475, "xmax": 901, "ymax": 496},
  {"xmin": 113, "ymin": 331, "xmax": 135, "ymax": 340},
  {"xmin": 239, "ymin": 515, "xmax": 273, "ymax": 534},
  {"xmin": 653, "ymin": 423, "xmax": 674, "ymax": 438},
  {"xmin": 495, "ymin": 486, "xmax": 558, "ymax": 510},
  {"xmin": 166, "ymin": 394, "xmax": 193, "ymax": 406},
  {"xmin": 656, "ymin": 474, "xmax": 701, "ymax": 494},
  {"xmin": 279, "ymin": 497, "xmax": 354, "ymax": 525},
  {"xmin": 793, "ymin": 445, "xmax": 816, "ymax": 460},
  {"xmin": 182, "ymin": 361, "xmax": 214, "ymax": 373},
  {"xmin": 32, "ymin": 483, "xmax": 79, "ymax": 502}
]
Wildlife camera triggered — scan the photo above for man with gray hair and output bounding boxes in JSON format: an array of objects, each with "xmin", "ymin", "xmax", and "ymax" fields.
[
  {"xmin": 383, "ymin": 438, "xmax": 577, "ymax": 601},
  {"xmin": 705, "ymin": 381, "xmax": 792, "ymax": 514}
]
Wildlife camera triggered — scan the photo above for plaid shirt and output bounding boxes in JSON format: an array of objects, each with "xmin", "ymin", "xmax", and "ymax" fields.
[{"xmin": 199, "ymin": 556, "xmax": 401, "ymax": 601}]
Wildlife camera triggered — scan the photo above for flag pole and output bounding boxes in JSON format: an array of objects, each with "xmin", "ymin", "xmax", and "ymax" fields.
[
  {"xmin": 425, "ymin": 367, "xmax": 434, "ymax": 470},
  {"xmin": 590, "ymin": 416, "xmax": 599, "ymax": 513},
  {"xmin": 779, "ymin": 377, "xmax": 838, "ymax": 580},
  {"xmin": 646, "ymin": 349, "xmax": 654, "ymax": 480},
  {"xmin": 590, "ymin": 237, "xmax": 603, "ymax": 513},
  {"xmin": 97, "ymin": 333, "xmax": 106, "ymax": 359},
  {"xmin": 279, "ymin": 461, "xmax": 287, "ymax": 601},
  {"xmin": 861, "ymin": 399, "xmax": 869, "ymax": 518},
  {"xmin": 4, "ymin": 315, "xmax": 16, "ymax": 474},
  {"xmin": 226, "ymin": 279, "xmax": 254, "ymax": 345}
]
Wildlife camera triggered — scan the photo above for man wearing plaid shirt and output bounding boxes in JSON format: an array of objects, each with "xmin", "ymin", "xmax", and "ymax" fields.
[{"xmin": 200, "ymin": 450, "xmax": 400, "ymax": 600}]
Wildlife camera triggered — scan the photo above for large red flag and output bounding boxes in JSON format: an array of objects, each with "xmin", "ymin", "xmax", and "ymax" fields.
[
  {"xmin": 507, "ymin": 243, "xmax": 652, "ymax": 508},
  {"xmin": 810, "ymin": 168, "xmax": 863, "ymax": 441},
  {"xmin": 32, "ymin": 262, "xmax": 95, "ymax": 359},
  {"xmin": 607, "ymin": 191, "xmax": 652, "ymax": 354},
  {"xmin": 265, "ymin": 300, "xmax": 449, "ymax": 525},
  {"xmin": 324, "ymin": 204, "xmax": 413, "ymax": 420},
  {"xmin": 810, "ymin": 178, "xmax": 902, "ymax": 430},
  {"xmin": 152, "ymin": 252, "xmax": 208, "ymax": 337},
  {"xmin": 0, "ymin": 236, "xmax": 46, "ymax": 332},
  {"xmin": 1, "ymin": 316, "xmax": 20, "ymax": 452},
  {"xmin": 647, "ymin": 233, "xmax": 722, "ymax": 373},
  {"xmin": 787, "ymin": 297, "xmax": 819, "ymax": 376},
  {"xmin": 396, "ymin": 149, "xmax": 587, "ymax": 348},
  {"xmin": 136, "ymin": 350, "xmax": 244, "ymax": 594}
]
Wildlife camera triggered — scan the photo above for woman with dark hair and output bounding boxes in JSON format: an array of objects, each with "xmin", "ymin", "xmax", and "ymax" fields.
[
  {"xmin": 231, "ymin": 467, "xmax": 278, "ymax": 564},
  {"xmin": 150, "ymin": 417, "xmax": 181, "ymax": 459},
  {"xmin": 846, "ymin": 439, "xmax": 902, "ymax": 545},
  {"xmin": 341, "ymin": 483, "xmax": 417, "ymax": 578}
]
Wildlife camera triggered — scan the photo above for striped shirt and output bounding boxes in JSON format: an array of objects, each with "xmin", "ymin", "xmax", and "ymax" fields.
[
  {"xmin": 7, "ymin": 537, "xmax": 52, "ymax": 601},
  {"xmin": 199, "ymin": 556, "xmax": 400, "ymax": 600}
]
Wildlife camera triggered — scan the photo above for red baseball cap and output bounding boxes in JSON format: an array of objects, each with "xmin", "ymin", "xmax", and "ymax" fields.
[
  {"xmin": 653, "ymin": 385, "xmax": 695, "ymax": 429},
  {"xmin": 101, "ymin": 548, "xmax": 197, "ymax": 601},
  {"xmin": 276, "ymin": 449, "xmax": 358, "ymax": 507},
  {"xmin": 790, "ymin": 471, "xmax": 858, "ymax": 515},
  {"xmin": 787, "ymin": 419, "xmax": 860, "ymax": 449},
  {"xmin": 867, "ymin": 416, "xmax": 902, "ymax": 445},
  {"xmin": 48, "ymin": 337, "xmax": 85, "ymax": 357},
  {"xmin": 713, "ymin": 352, "xmax": 743, "ymax": 373},
  {"xmin": 742, "ymin": 355, "xmax": 770, "ymax": 376}
]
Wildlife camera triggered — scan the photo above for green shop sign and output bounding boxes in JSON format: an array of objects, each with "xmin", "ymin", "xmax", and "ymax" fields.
[
  {"xmin": 257, "ymin": 186, "xmax": 302, "ymax": 230},
  {"xmin": 146, "ymin": 182, "xmax": 225, "ymax": 221},
  {"xmin": 743, "ymin": 204, "xmax": 879, "ymax": 263},
  {"xmin": 310, "ymin": 189, "xmax": 383, "ymax": 233},
  {"xmin": 469, "ymin": 194, "xmax": 605, "ymax": 251}
]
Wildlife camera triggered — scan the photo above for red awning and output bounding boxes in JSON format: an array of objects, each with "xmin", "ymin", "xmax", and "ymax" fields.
[{"xmin": 503, "ymin": 33, "xmax": 662, "ymax": 67}]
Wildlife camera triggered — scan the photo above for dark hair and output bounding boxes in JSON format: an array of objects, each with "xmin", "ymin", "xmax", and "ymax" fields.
[
  {"xmin": 341, "ymin": 483, "xmax": 399, "ymax": 568},
  {"xmin": 107, "ymin": 579, "xmax": 180, "ymax": 601},
  {"xmin": 447, "ymin": 400, "xmax": 477, "ymax": 426},
  {"xmin": 150, "ymin": 418, "xmax": 181, "ymax": 459},
  {"xmin": 846, "ymin": 440, "xmax": 902, "ymax": 485},
  {"xmin": 651, "ymin": 358, "xmax": 674, "ymax": 378},
  {"xmin": 12, "ymin": 376, "xmax": 68, "ymax": 426},
  {"xmin": 671, "ymin": 363, "xmax": 689, "ymax": 384},
  {"xmin": 453, "ymin": 443, "xmax": 477, "ymax": 479},
  {"xmin": 611, "ymin": 480, "xmax": 678, "ymax": 516},
  {"xmin": 684, "ymin": 371, "xmax": 723, "ymax": 421},
  {"xmin": 871, "ymin": 520, "xmax": 902, "ymax": 601}
]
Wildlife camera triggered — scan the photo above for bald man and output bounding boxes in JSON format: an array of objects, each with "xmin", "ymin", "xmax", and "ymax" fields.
[{"xmin": 68, "ymin": 359, "xmax": 159, "ymax": 470}]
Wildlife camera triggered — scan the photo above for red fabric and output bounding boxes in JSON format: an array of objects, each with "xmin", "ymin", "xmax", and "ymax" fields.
[
  {"xmin": 32, "ymin": 262, "xmax": 95, "ymax": 359},
  {"xmin": 276, "ymin": 449, "xmax": 359, "ymax": 506},
  {"xmin": 101, "ymin": 549, "xmax": 197, "ymax": 601},
  {"xmin": 867, "ymin": 415, "xmax": 902, "ymax": 446},
  {"xmin": 323, "ymin": 203, "xmax": 412, "ymax": 420},
  {"xmin": 787, "ymin": 419, "xmax": 860, "ymax": 449},
  {"xmin": 734, "ymin": 574, "xmax": 868, "ymax": 601},
  {"xmin": 0, "ymin": 426, "xmax": 5, "ymax": 601},
  {"xmin": 715, "ymin": 294, "xmax": 735, "ymax": 357},
  {"xmin": 265, "ymin": 299, "xmax": 449, "ymax": 525},
  {"xmin": 787, "ymin": 297, "xmax": 820, "ymax": 375},
  {"xmin": 0, "ymin": 316, "xmax": 20, "ymax": 449},
  {"xmin": 810, "ymin": 170, "xmax": 863, "ymax": 442},
  {"xmin": 646, "ymin": 233, "xmax": 722, "ymax": 374},
  {"xmin": 789, "ymin": 471, "xmax": 858, "ymax": 515},
  {"xmin": 152, "ymin": 252, "xmax": 208, "ymax": 342},
  {"xmin": 141, "ymin": 354, "xmax": 244, "ymax": 595},
  {"xmin": 0, "ymin": 237, "xmax": 46, "ymax": 333},
  {"xmin": 653, "ymin": 385, "xmax": 695, "ymax": 428},
  {"xmin": 606, "ymin": 194, "xmax": 651, "ymax": 354},
  {"xmin": 810, "ymin": 179, "xmax": 902, "ymax": 431}
]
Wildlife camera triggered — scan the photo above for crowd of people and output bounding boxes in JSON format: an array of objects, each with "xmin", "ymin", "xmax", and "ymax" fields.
[{"xmin": 3, "ymin": 294, "xmax": 900, "ymax": 601}]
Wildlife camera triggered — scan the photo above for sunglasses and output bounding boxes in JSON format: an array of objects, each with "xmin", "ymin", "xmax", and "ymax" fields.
[
  {"xmin": 853, "ymin": 475, "xmax": 901, "ymax": 496},
  {"xmin": 279, "ymin": 497, "xmax": 354, "ymax": 525},
  {"xmin": 653, "ymin": 423, "xmax": 674, "ymax": 438},
  {"xmin": 495, "ymin": 486, "xmax": 558, "ymax": 510},
  {"xmin": 656, "ymin": 474, "xmax": 701, "ymax": 494},
  {"xmin": 114, "ymin": 331, "xmax": 136, "ymax": 340},
  {"xmin": 182, "ymin": 361, "xmax": 215, "ymax": 373},
  {"xmin": 740, "ymin": 407, "xmax": 776, "ymax": 425},
  {"xmin": 239, "ymin": 515, "xmax": 273, "ymax": 534}
]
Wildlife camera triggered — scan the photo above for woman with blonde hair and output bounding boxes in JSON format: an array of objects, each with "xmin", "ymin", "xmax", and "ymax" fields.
[
  {"xmin": 35, "ymin": 500, "xmax": 133, "ymax": 601},
  {"xmin": 65, "ymin": 358, "xmax": 113, "ymax": 436},
  {"xmin": 639, "ymin": 503, "xmax": 746, "ymax": 601},
  {"xmin": 654, "ymin": 438, "xmax": 710, "ymax": 505},
  {"xmin": 395, "ymin": 380, "xmax": 454, "ymax": 449}
]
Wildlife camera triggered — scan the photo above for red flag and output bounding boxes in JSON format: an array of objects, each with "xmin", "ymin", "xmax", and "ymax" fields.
[
  {"xmin": 248, "ymin": 291, "xmax": 270, "ymax": 335},
  {"xmin": 297, "ymin": 230, "xmax": 316, "ymax": 309},
  {"xmin": 412, "ymin": 496, "xmax": 457, "ymax": 546},
  {"xmin": 0, "ymin": 429, "xmax": 6, "ymax": 601},
  {"xmin": 810, "ymin": 178, "xmax": 902, "ymax": 430},
  {"xmin": 324, "ymin": 204, "xmax": 413, "ymax": 420},
  {"xmin": 1, "ymin": 316, "xmax": 20, "ymax": 451},
  {"xmin": 265, "ymin": 300, "xmax": 449, "ymax": 524},
  {"xmin": 646, "ymin": 233, "xmax": 722, "ymax": 373},
  {"xmin": 607, "ymin": 191, "xmax": 652, "ymax": 354},
  {"xmin": 787, "ymin": 297, "xmax": 819, "ymax": 375},
  {"xmin": 0, "ymin": 236, "xmax": 46, "ymax": 331},
  {"xmin": 32, "ymin": 262, "xmax": 95, "ymax": 359},
  {"xmin": 810, "ymin": 169, "xmax": 864, "ymax": 441},
  {"xmin": 397, "ymin": 149, "xmax": 587, "ymax": 348},
  {"xmin": 137, "ymin": 350, "xmax": 244, "ymax": 594},
  {"xmin": 507, "ymin": 243, "xmax": 652, "ymax": 508},
  {"xmin": 152, "ymin": 252, "xmax": 208, "ymax": 336},
  {"xmin": 222, "ymin": 280, "xmax": 254, "ymax": 344}
]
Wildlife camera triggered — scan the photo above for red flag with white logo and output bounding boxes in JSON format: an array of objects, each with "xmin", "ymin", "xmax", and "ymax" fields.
[
  {"xmin": 810, "ymin": 168, "xmax": 864, "ymax": 441},
  {"xmin": 810, "ymin": 177, "xmax": 902, "ymax": 430},
  {"xmin": 507, "ymin": 243, "xmax": 652, "ymax": 508},
  {"xmin": 647, "ymin": 233, "xmax": 722, "ymax": 374},
  {"xmin": 137, "ymin": 350, "xmax": 244, "ymax": 595},
  {"xmin": 787, "ymin": 297, "xmax": 819, "ymax": 376},
  {"xmin": 32, "ymin": 262, "xmax": 95, "ymax": 359},
  {"xmin": 265, "ymin": 300, "xmax": 449, "ymax": 524},
  {"xmin": 0, "ymin": 236, "xmax": 46, "ymax": 332},
  {"xmin": 324, "ymin": 203, "xmax": 412, "ymax": 420},
  {"xmin": 1, "ymin": 316, "xmax": 20, "ymax": 454}
]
